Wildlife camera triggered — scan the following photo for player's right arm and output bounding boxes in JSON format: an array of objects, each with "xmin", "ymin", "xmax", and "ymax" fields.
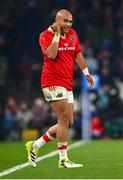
[{"xmin": 45, "ymin": 23, "xmax": 60, "ymax": 59}]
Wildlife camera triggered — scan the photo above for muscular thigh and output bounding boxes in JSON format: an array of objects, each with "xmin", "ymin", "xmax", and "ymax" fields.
[
  {"xmin": 45, "ymin": 86, "xmax": 74, "ymax": 126},
  {"xmin": 50, "ymin": 99, "xmax": 74, "ymax": 127},
  {"xmin": 50, "ymin": 99, "xmax": 69, "ymax": 123}
]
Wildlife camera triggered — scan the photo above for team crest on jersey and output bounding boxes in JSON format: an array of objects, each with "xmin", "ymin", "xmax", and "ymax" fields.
[{"xmin": 70, "ymin": 35, "xmax": 74, "ymax": 41}]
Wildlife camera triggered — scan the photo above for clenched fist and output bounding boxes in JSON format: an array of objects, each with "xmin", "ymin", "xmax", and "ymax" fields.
[
  {"xmin": 85, "ymin": 75, "xmax": 95, "ymax": 87},
  {"xmin": 50, "ymin": 23, "xmax": 61, "ymax": 34}
]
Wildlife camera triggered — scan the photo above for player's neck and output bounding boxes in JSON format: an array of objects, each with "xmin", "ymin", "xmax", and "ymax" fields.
[{"xmin": 61, "ymin": 32, "xmax": 66, "ymax": 38}]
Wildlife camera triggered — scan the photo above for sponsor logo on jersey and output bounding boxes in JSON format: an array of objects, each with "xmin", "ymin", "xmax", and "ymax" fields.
[{"xmin": 58, "ymin": 47, "xmax": 75, "ymax": 51}]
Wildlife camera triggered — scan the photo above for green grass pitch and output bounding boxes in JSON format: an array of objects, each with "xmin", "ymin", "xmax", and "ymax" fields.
[{"xmin": 0, "ymin": 140, "xmax": 123, "ymax": 179}]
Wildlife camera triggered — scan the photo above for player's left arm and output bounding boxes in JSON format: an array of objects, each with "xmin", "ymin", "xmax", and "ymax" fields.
[{"xmin": 75, "ymin": 52, "xmax": 95, "ymax": 87}]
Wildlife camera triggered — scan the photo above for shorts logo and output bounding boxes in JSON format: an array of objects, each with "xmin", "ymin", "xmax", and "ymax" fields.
[
  {"xmin": 46, "ymin": 95, "xmax": 52, "ymax": 100},
  {"xmin": 56, "ymin": 92, "xmax": 63, "ymax": 98},
  {"xmin": 44, "ymin": 92, "xmax": 52, "ymax": 100}
]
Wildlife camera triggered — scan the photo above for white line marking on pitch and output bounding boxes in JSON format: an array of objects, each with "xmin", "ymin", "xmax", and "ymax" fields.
[{"xmin": 0, "ymin": 140, "xmax": 87, "ymax": 177}]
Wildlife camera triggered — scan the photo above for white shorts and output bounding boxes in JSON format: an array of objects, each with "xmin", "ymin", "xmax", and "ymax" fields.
[{"xmin": 42, "ymin": 86, "xmax": 74, "ymax": 103}]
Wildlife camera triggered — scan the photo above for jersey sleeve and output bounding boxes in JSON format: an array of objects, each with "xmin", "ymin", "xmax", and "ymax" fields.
[
  {"xmin": 75, "ymin": 32, "xmax": 82, "ymax": 54},
  {"xmin": 39, "ymin": 31, "xmax": 53, "ymax": 54}
]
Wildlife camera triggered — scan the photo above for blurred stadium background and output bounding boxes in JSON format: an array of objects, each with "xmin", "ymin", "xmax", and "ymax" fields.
[{"xmin": 0, "ymin": 0, "xmax": 123, "ymax": 142}]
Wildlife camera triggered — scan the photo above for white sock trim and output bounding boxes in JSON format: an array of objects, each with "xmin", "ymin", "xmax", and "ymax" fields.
[
  {"xmin": 34, "ymin": 137, "xmax": 46, "ymax": 148},
  {"xmin": 46, "ymin": 132, "xmax": 55, "ymax": 140},
  {"xmin": 58, "ymin": 142, "xmax": 67, "ymax": 147}
]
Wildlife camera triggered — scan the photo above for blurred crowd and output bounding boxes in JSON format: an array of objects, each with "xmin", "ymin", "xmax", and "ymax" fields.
[
  {"xmin": 0, "ymin": 97, "xmax": 82, "ymax": 140},
  {"xmin": 0, "ymin": 0, "xmax": 123, "ymax": 140},
  {"xmin": 0, "ymin": 97, "xmax": 54, "ymax": 140}
]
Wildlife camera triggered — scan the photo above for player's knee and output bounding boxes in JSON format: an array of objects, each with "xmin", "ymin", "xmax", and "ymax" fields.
[
  {"xmin": 58, "ymin": 110, "xmax": 69, "ymax": 124},
  {"xmin": 62, "ymin": 111, "xmax": 69, "ymax": 122}
]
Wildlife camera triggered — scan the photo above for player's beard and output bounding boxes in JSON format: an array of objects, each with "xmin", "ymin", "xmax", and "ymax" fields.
[{"xmin": 61, "ymin": 26, "xmax": 71, "ymax": 35}]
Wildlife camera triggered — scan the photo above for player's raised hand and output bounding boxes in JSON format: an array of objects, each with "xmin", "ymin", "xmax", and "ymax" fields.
[
  {"xmin": 51, "ymin": 23, "xmax": 61, "ymax": 34},
  {"xmin": 85, "ymin": 74, "xmax": 95, "ymax": 88}
]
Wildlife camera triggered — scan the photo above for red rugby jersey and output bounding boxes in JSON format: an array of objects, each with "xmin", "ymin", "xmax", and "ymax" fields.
[{"xmin": 39, "ymin": 27, "xmax": 82, "ymax": 91}]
